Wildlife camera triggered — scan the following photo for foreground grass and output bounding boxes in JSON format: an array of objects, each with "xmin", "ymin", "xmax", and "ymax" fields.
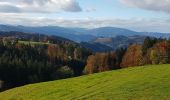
[{"xmin": 0, "ymin": 64, "xmax": 170, "ymax": 100}]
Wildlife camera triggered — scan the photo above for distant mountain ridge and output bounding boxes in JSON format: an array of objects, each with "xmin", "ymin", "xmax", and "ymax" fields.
[
  {"xmin": 87, "ymin": 27, "xmax": 137, "ymax": 37},
  {"xmin": 0, "ymin": 25, "xmax": 95, "ymax": 42},
  {"xmin": 0, "ymin": 25, "xmax": 170, "ymax": 43},
  {"xmin": 82, "ymin": 35, "xmax": 147, "ymax": 52}
]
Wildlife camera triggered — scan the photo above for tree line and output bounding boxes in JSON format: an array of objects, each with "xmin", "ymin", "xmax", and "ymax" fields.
[{"xmin": 85, "ymin": 37, "xmax": 170, "ymax": 74}]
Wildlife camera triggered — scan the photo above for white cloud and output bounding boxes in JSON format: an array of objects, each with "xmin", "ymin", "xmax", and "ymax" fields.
[
  {"xmin": 1, "ymin": 13, "xmax": 170, "ymax": 33},
  {"xmin": 0, "ymin": 0, "xmax": 82, "ymax": 13},
  {"xmin": 120, "ymin": 0, "xmax": 170, "ymax": 14}
]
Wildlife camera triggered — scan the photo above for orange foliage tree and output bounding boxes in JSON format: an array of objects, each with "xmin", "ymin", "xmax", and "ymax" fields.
[
  {"xmin": 121, "ymin": 44, "xmax": 143, "ymax": 68},
  {"xmin": 149, "ymin": 41, "xmax": 170, "ymax": 64},
  {"xmin": 85, "ymin": 52, "xmax": 117, "ymax": 74}
]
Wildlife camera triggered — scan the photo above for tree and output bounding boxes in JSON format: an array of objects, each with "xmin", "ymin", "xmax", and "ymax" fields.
[
  {"xmin": 85, "ymin": 52, "xmax": 117, "ymax": 74},
  {"xmin": 150, "ymin": 50, "xmax": 158, "ymax": 64},
  {"xmin": 115, "ymin": 48, "xmax": 127, "ymax": 67},
  {"xmin": 121, "ymin": 44, "xmax": 143, "ymax": 67},
  {"xmin": 85, "ymin": 55, "xmax": 97, "ymax": 74},
  {"xmin": 0, "ymin": 80, "xmax": 4, "ymax": 90},
  {"xmin": 151, "ymin": 42, "xmax": 170, "ymax": 64},
  {"xmin": 142, "ymin": 37, "xmax": 154, "ymax": 55},
  {"xmin": 68, "ymin": 60, "xmax": 86, "ymax": 76}
]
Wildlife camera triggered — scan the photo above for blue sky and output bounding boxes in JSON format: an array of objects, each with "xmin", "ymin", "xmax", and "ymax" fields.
[
  {"xmin": 63, "ymin": 0, "xmax": 168, "ymax": 19},
  {"xmin": 0, "ymin": 0, "xmax": 170, "ymax": 32},
  {"xmin": 43, "ymin": 0, "xmax": 168, "ymax": 20}
]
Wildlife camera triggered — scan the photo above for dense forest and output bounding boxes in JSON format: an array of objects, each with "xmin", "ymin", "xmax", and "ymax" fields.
[
  {"xmin": 0, "ymin": 31, "xmax": 170, "ymax": 92},
  {"xmin": 0, "ymin": 32, "xmax": 92, "ymax": 91}
]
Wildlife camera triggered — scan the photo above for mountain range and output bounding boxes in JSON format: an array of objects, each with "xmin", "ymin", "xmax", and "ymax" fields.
[
  {"xmin": 0, "ymin": 24, "xmax": 170, "ymax": 52},
  {"xmin": 0, "ymin": 25, "xmax": 170, "ymax": 42}
]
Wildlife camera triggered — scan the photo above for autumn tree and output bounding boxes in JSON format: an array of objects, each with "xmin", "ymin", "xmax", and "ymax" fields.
[
  {"xmin": 85, "ymin": 52, "xmax": 117, "ymax": 74},
  {"xmin": 121, "ymin": 44, "xmax": 143, "ymax": 67},
  {"xmin": 149, "ymin": 41, "xmax": 170, "ymax": 64}
]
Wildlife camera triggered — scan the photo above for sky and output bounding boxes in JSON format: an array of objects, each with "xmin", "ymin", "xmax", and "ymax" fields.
[{"xmin": 0, "ymin": 0, "xmax": 170, "ymax": 32}]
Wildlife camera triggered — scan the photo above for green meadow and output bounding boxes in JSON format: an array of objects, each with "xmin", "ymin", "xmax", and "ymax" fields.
[{"xmin": 0, "ymin": 64, "xmax": 170, "ymax": 100}]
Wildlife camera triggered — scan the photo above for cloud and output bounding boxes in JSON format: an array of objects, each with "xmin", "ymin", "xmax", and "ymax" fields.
[
  {"xmin": 0, "ymin": 0, "xmax": 82, "ymax": 13},
  {"xmin": 85, "ymin": 7, "xmax": 96, "ymax": 12},
  {"xmin": 0, "ymin": 4, "xmax": 20, "ymax": 13},
  {"xmin": 1, "ymin": 13, "xmax": 170, "ymax": 33},
  {"xmin": 120, "ymin": 0, "xmax": 170, "ymax": 14}
]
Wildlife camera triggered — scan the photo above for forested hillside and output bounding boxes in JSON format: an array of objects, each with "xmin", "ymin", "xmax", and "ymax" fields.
[
  {"xmin": 85, "ymin": 37, "xmax": 170, "ymax": 74},
  {"xmin": 0, "ymin": 31, "xmax": 170, "ymax": 92},
  {"xmin": 0, "ymin": 31, "xmax": 91, "ymax": 91},
  {"xmin": 81, "ymin": 35, "xmax": 147, "ymax": 52}
]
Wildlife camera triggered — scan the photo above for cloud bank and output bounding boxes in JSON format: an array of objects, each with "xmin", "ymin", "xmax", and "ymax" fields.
[
  {"xmin": 1, "ymin": 13, "xmax": 170, "ymax": 33},
  {"xmin": 120, "ymin": 0, "xmax": 170, "ymax": 14},
  {"xmin": 0, "ymin": 0, "xmax": 82, "ymax": 13}
]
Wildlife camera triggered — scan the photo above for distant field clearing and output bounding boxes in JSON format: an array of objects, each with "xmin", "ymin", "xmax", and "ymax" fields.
[{"xmin": 18, "ymin": 41, "xmax": 50, "ymax": 45}]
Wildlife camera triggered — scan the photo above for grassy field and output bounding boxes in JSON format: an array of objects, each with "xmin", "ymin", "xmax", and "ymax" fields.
[
  {"xmin": 18, "ymin": 41, "xmax": 50, "ymax": 45},
  {"xmin": 0, "ymin": 64, "xmax": 170, "ymax": 100}
]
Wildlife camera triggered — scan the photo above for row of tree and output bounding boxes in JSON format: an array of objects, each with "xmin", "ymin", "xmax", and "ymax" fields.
[
  {"xmin": 85, "ymin": 37, "xmax": 170, "ymax": 74},
  {"xmin": 121, "ymin": 37, "xmax": 170, "ymax": 67}
]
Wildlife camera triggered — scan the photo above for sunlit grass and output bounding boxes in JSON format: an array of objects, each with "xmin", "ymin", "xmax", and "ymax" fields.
[{"xmin": 0, "ymin": 64, "xmax": 170, "ymax": 100}]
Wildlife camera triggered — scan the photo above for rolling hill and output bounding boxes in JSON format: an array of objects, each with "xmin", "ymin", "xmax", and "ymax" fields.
[
  {"xmin": 0, "ymin": 25, "xmax": 170, "ymax": 42},
  {"xmin": 0, "ymin": 64, "xmax": 170, "ymax": 100},
  {"xmin": 0, "ymin": 25, "xmax": 96, "ymax": 42},
  {"xmin": 87, "ymin": 27, "xmax": 138, "ymax": 37},
  {"xmin": 81, "ymin": 35, "xmax": 147, "ymax": 52}
]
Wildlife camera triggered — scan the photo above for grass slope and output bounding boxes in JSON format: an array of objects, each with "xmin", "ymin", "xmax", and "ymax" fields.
[{"xmin": 0, "ymin": 64, "xmax": 170, "ymax": 100}]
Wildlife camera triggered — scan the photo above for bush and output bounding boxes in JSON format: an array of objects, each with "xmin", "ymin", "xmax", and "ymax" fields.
[{"xmin": 51, "ymin": 66, "xmax": 74, "ymax": 79}]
